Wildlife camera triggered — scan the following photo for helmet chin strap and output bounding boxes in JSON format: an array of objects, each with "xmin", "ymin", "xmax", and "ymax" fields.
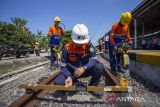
[{"xmin": 54, "ymin": 23, "xmax": 59, "ymax": 26}]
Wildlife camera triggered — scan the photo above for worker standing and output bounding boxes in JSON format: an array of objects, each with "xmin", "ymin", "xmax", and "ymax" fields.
[
  {"xmin": 104, "ymin": 33, "xmax": 109, "ymax": 50},
  {"xmin": 108, "ymin": 12, "xmax": 133, "ymax": 75},
  {"xmin": 48, "ymin": 16, "xmax": 65, "ymax": 70},
  {"xmin": 98, "ymin": 37, "xmax": 103, "ymax": 52},
  {"xmin": 34, "ymin": 42, "xmax": 40, "ymax": 56}
]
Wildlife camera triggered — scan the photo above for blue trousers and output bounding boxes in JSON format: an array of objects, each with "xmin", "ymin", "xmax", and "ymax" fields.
[
  {"xmin": 50, "ymin": 46, "xmax": 55, "ymax": 64},
  {"xmin": 108, "ymin": 43, "xmax": 120, "ymax": 71},
  {"xmin": 54, "ymin": 62, "xmax": 104, "ymax": 86}
]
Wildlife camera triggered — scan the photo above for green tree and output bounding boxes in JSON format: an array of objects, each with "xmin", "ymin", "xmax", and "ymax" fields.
[
  {"xmin": 11, "ymin": 17, "xmax": 28, "ymax": 28},
  {"xmin": 11, "ymin": 17, "xmax": 28, "ymax": 35},
  {"xmin": 61, "ymin": 30, "xmax": 72, "ymax": 44},
  {"xmin": 38, "ymin": 36, "xmax": 49, "ymax": 51},
  {"xmin": 36, "ymin": 30, "xmax": 43, "ymax": 41},
  {"xmin": 0, "ymin": 17, "xmax": 36, "ymax": 46},
  {"xmin": 0, "ymin": 21, "xmax": 19, "ymax": 44}
]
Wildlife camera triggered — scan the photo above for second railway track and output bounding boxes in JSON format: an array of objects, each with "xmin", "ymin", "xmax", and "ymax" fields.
[{"xmin": 0, "ymin": 61, "xmax": 51, "ymax": 107}]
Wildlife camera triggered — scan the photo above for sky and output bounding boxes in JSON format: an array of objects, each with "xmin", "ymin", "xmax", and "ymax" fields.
[{"xmin": 0, "ymin": 0, "xmax": 142, "ymax": 46}]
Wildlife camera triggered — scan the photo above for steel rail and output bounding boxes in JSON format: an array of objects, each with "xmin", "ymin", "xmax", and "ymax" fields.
[{"xmin": 8, "ymin": 70, "xmax": 60, "ymax": 107}]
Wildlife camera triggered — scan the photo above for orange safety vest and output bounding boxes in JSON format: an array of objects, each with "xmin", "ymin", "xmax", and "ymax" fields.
[
  {"xmin": 34, "ymin": 44, "xmax": 39, "ymax": 50},
  {"xmin": 48, "ymin": 25, "xmax": 64, "ymax": 38},
  {"xmin": 110, "ymin": 22, "xmax": 131, "ymax": 45},
  {"xmin": 65, "ymin": 41, "xmax": 90, "ymax": 62}
]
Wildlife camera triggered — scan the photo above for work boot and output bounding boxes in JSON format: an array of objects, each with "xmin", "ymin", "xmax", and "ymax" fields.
[
  {"xmin": 52, "ymin": 91, "xmax": 67, "ymax": 98},
  {"xmin": 50, "ymin": 63, "xmax": 56, "ymax": 70},
  {"xmin": 67, "ymin": 91, "xmax": 77, "ymax": 97},
  {"xmin": 111, "ymin": 67, "xmax": 117, "ymax": 76},
  {"xmin": 117, "ymin": 64, "xmax": 122, "ymax": 71},
  {"xmin": 105, "ymin": 77, "xmax": 113, "ymax": 86}
]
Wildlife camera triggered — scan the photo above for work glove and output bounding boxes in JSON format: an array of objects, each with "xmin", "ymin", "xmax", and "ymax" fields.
[
  {"xmin": 128, "ymin": 40, "xmax": 133, "ymax": 45},
  {"xmin": 114, "ymin": 45, "xmax": 117, "ymax": 50},
  {"xmin": 112, "ymin": 44, "xmax": 117, "ymax": 50}
]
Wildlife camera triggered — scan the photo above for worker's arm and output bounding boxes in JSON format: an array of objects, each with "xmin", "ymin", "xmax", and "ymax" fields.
[
  {"xmin": 61, "ymin": 47, "xmax": 71, "ymax": 78},
  {"xmin": 84, "ymin": 43, "xmax": 98, "ymax": 69},
  {"xmin": 110, "ymin": 33, "xmax": 115, "ymax": 45},
  {"xmin": 48, "ymin": 26, "xmax": 53, "ymax": 38},
  {"xmin": 125, "ymin": 27, "xmax": 131, "ymax": 41},
  {"xmin": 61, "ymin": 28, "xmax": 65, "ymax": 36},
  {"xmin": 110, "ymin": 24, "xmax": 117, "ymax": 45}
]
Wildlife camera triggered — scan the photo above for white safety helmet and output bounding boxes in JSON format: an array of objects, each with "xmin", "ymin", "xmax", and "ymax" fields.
[{"xmin": 71, "ymin": 24, "xmax": 90, "ymax": 44}]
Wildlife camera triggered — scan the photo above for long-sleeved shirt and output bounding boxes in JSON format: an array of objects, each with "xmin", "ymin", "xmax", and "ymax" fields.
[
  {"xmin": 48, "ymin": 25, "xmax": 65, "ymax": 46},
  {"xmin": 98, "ymin": 38, "xmax": 103, "ymax": 45},
  {"xmin": 61, "ymin": 41, "xmax": 97, "ymax": 78},
  {"xmin": 34, "ymin": 44, "xmax": 40, "ymax": 50},
  {"xmin": 109, "ymin": 22, "xmax": 131, "ymax": 46}
]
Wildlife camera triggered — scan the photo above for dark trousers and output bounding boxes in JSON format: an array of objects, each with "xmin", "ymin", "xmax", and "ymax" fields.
[
  {"xmin": 105, "ymin": 41, "xmax": 108, "ymax": 50},
  {"xmin": 54, "ymin": 62, "xmax": 104, "ymax": 86},
  {"xmin": 154, "ymin": 44, "xmax": 158, "ymax": 50},
  {"xmin": 142, "ymin": 44, "xmax": 146, "ymax": 49},
  {"xmin": 50, "ymin": 46, "xmax": 55, "ymax": 64},
  {"xmin": 99, "ymin": 45, "xmax": 102, "ymax": 52},
  {"xmin": 35, "ymin": 49, "xmax": 40, "ymax": 56},
  {"xmin": 108, "ymin": 43, "xmax": 120, "ymax": 71}
]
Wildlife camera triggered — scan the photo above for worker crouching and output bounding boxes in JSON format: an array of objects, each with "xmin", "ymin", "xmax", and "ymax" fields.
[{"xmin": 53, "ymin": 24, "xmax": 104, "ymax": 98}]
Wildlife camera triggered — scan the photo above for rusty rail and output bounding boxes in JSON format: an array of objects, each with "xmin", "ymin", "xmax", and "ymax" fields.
[
  {"xmin": 103, "ymin": 67, "xmax": 141, "ymax": 107},
  {"xmin": 101, "ymin": 54, "xmax": 141, "ymax": 107},
  {"xmin": 8, "ymin": 70, "xmax": 60, "ymax": 107}
]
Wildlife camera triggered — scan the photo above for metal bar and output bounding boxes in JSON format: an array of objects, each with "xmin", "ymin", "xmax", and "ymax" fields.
[
  {"xmin": 87, "ymin": 86, "xmax": 104, "ymax": 92},
  {"xmin": 19, "ymin": 84, "xmax": 76, "ymax": 91},
  {"xmin": 19, "ymin": 84, "xmax": 132, "ymax": 92}
]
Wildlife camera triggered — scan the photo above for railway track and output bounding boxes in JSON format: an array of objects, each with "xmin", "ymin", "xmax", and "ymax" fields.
[
  {"xmin": 1, "ymin": 55, "xmax": 159, "ymax": 107},
  {"xmin": 0, "ymin": 61, "xmax": 51, "ymax": 107},
  {"xmin": 7, "ymin": 55, "xmax": 141, "ymax": 107},
  {"xmin": 0, "ymin": 61, "xmax": 50, "ymax": 80}
]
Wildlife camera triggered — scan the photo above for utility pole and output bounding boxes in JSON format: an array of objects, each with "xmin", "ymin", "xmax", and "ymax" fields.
[{"xmin": 134, "ymin": 19, "xmax": 137, "ymax": 49}]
